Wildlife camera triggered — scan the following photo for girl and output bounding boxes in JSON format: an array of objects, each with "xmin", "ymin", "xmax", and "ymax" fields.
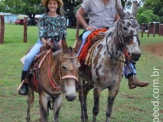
[{"xmin": 18, "ymin": 0, "xmax": 67, "ymax": 95}]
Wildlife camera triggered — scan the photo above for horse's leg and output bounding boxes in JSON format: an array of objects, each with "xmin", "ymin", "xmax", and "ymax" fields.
[
  {"xmin": 106, "ymin": 85, "xmax": 119, "ymax": 122},
  {"xmin": 53, "ymin": 94, "xmax": 64, "ymax": 122},
  {"xmin": 79, "ymin": 79, "xmax": 86, "ymax": 122},
  {"xmin": 26, "ymin": 88, "xmax": 34, "ymax": 122},
  {"xmin": 83, "ymin": 83, "xmax": 93, "ymax": 121},
  {"xmin": 92, "ymin": 87, "xmax": 101, "ymax": 122},
  {"xmin": 39, "ymin": 92, "xmax": 50, "ymax": 122}
]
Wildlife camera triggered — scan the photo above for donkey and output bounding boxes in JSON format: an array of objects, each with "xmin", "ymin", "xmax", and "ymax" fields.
[
  {"xmin": 77, "ymin": 1, "xmax": 141, "ymax": 122},
  {"xmin": 25, "ymin": 38, "xmax": 80, "ymax": 122}
]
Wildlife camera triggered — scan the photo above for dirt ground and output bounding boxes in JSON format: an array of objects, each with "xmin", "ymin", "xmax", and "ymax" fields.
[{"xmin": 143, "ymin": 42, "xmax": 163, "ymax": 59}]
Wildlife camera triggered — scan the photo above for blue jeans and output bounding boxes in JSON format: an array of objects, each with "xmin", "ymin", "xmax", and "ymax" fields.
[
  {"xmin": 77, "ymin": 31, "xmax": 92, "ymax": 56},
  {"xmin": 23, "ymin": 39, "xmax": 43, "ymax": 71},
  {"xmin": 124, "ymin": 62, "xmax": 136, "ymax": 78}
]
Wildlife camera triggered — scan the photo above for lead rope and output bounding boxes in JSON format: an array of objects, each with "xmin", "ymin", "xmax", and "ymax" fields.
[{"xmin": 48, "ymin": 49, "xmax": 61, "ymax": 90}]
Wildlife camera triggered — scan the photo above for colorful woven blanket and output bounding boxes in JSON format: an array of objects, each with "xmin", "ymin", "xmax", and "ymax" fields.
[{"xmin": 78, "ymin": 28, "xmax": 107, "ymax": 65}]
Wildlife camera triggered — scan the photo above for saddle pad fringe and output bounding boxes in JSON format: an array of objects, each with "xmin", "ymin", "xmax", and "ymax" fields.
[
  {"xmin": 79, "ymin": 28, "xmax": 107, "ymax": 65},
  {"xmin": 85, "ymin": 39, "xmax": 103, "ymax": 66}
]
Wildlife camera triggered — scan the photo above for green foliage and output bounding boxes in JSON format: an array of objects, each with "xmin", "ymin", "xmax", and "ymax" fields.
[
  {"xmin": 143, "ymin": 0, "xmax": 163, "ymax": 23},
  {"xmin": 0, "ymin": 1, "xmax": 6, "ymax": 12},
  {"xmin": 137, "ymin": 8, "xmax": 159, "ymax": 25},
  {"xmin": 0, "ymin": 0, "xmax": 44, "ymax": 22}
]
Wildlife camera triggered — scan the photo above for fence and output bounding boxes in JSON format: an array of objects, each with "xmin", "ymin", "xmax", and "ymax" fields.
[
  {"xmin": 141, "ymin": 23, "xmax": 163, "ymax": 37},
  {"xmin": 0, "ymin": 15, "xmax": 4, "ymax": 44}
]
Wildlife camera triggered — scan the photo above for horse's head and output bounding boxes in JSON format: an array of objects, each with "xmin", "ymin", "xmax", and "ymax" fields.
[
  {"xmin": 60, "ymin": 38, "xmax": 80, "ymax": 101},
  {"xmin": 116, "ymin": 1, "xmax": 141, "ymax": 61}
]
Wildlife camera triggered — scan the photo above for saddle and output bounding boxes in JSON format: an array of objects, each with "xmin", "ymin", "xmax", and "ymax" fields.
[
  {"xmin": 23, "ymin": 47, "xmax": 51, "ymax": 92},
  {"xmin": 79, "ymin": 28, "xmax": 107, "ymax": 66},
  {"xmin": 23, "ymin": 44, "xmax": 60, "ymax": 92}
]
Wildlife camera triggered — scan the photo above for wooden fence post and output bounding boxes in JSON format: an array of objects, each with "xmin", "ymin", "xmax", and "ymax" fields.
[
  {"xmin": 147, "ymin": 23, "xmax": 150, "ymax": 37},
  {"xmin": 158, "ymin": 24, "xmax": 160, "ymax": 36},
  {"xmin": 0, "ymin": 15, "xmax": 4, "ymax": 44},
  {"xmin": 141, "ymin": 23, "xmax": 144, "ymax": 37},
  {"xmin": 153, "ymin": 23, "xmax": 156, "ymax": 37},
  {"xmin": 161, "ymin": 24, "xmax": 163, "ymax": 36},
  {"xmin": 23, "ymin": 17, "xmax": 28, "ymax": 43}
]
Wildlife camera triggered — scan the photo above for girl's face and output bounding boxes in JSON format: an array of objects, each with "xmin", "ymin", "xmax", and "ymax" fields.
[{"xmin": 48, "ymin": 0, "xmax": 59, "ymax": 13}]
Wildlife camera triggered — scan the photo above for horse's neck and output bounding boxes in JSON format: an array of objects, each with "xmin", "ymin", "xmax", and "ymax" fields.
[
  {"xmin": 51, "ymin": 50, "xmax": 62, "ymax": 82},
  {"xmin": 104, "ymin": 26, "xmax": 124, "ymax": 61}
]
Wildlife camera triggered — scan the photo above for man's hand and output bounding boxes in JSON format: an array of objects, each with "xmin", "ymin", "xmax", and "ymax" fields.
[
  {"xmin": 58, "ymin": 40, "xmax": 62, "ymax": 47},
  {"xmin": 41, "ymin": 38, "xmax": 47, "ymax": 46},
  {"xmin": 85, "ymin": 25, "xmax": 96, "ymax": 31}
]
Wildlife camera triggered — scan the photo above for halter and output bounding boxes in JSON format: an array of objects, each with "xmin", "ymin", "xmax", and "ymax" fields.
[
  {"xmin": 105, "ymin": 17, "xmax": 138, "ymax": 64},
  {"xmin": 48, "ymin": 49, "xmax": 79, "ymax": 90},
  {"xmin": 59, "ymin": 54, "xmax": 79, "ymax": 82}
]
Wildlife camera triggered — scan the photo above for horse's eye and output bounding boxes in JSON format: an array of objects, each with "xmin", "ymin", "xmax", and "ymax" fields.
[
  {"xmin": 123, "ymin": 27, "xmax": 128, "ymax": 30},
  {"xmin": 62, "ymin": 66, "xmax": 67, "ymax": 70}
]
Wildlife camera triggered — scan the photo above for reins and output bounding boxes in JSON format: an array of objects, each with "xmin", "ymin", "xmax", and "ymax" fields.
[
  {"xmin": 48, "ymin": 49, "xmax": 61, "ymax": 90},
  {"xmin": 47, "ymin": 49, "xmax": 78, "ymax": 90}
]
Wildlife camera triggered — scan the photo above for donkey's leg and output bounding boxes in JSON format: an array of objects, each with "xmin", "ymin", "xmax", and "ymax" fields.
[
  {"xmin": 92, "ymin": 87, "xmax": 101, "ymax": 122},
  {"xmin": 106, "ymin": 85, "xmax": 119, "ymax": 122},
  {"xmin": 79, "ymin": 79, "xmax": 86, "ymax": 122},
  {"xmin": 83, "ymin": 83, "xmax": 93, "ymax": 121},
  {"xmin": 79, "ymin": 87, "xmax": 85, "ymax": 122},
  {"xmin": 26, "ymin": 88, "xmax": 34, "ymax": 122},
  {"xmin": 53, "ymin": 94, "xmax": 64, "ymax": 122},
  {"xmin": 39, "ymin": 92, "xmax": 50, "ymax": 122}
]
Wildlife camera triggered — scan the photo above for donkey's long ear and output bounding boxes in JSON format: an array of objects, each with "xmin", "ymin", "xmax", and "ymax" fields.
[
  {"xmin": 62, "ymin": 35, "xmax": 69, "ymax": 53},
  {"xmin": 132, "ymin": 1, "xmax": 138, "ymax": 17},
  {"xmin": 73, "ymin": 39, "xmax": 82, "ymax": 54},
  {"xmin": 116, "ymin": 0, "xmax": 125, "ymax": 18}
]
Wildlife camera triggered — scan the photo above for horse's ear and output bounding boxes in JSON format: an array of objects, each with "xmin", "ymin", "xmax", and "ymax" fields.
[
  {"xmin": 132, "ymin": 1, "xmax": 138, "ymax": 17},
  {"xmin": 116, "ymin": 0, "xmax": 125, "ymax": 18},
  {"xmin": 73, "ymin": 39, "xmax": 82, "ymax": 54},
  {"xmin": 61, "ymin": 35, "xmax": 69, "ymax": 53}
]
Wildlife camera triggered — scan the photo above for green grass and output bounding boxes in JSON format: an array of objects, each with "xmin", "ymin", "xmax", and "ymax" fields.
[{"xmin": 0, "ymin": 24, "xmax": 163, "ymax": 122}]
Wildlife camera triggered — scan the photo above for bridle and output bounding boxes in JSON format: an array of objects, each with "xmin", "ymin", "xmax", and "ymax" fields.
[
  {"xmin": 48, "ymin": 49, "xmax": 79, "ymax": 90},
  {"xmin": 105, "ymin": 16, "xmax": 138, "ymax": 64},
  {"xmin": 60, "ymin": 55, "xmax": 79, "ymax": 82}
]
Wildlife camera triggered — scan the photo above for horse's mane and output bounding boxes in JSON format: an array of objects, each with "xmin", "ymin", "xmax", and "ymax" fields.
[{"xmin": 104, "ymin": 22, "xmax": 118, "ymax": 43}]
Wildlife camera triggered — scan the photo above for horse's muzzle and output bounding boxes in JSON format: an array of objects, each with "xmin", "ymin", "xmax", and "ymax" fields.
[
  {"xmin": 66, "ymin": 94, "xmax": 76, "ymax": 101},
  {"xmin": 132, "ymin": 53, "xmax": 141, "ymax": 61}
]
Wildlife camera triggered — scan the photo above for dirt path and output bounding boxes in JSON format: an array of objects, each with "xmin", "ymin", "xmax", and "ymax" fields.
[{"xmin": 143, "ymin": 42, "xmax": 163, "ymax": 59}]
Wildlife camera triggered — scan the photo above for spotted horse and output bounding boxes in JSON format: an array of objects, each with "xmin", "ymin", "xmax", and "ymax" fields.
[{"xmin": 76, "ymin": 1, "xmax": 141, "ymax": 122}]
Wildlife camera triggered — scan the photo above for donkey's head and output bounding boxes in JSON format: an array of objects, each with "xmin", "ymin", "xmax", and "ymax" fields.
[
  {"xmin": 60, "ymin": 38, "xmax": 80, "ymax": 101},
  {"xmin": 116, "ymin": 1, "xmax": 141, "ymax": 61}
]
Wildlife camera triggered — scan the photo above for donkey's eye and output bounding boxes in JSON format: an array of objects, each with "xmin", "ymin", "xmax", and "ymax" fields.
[
  {"xmin": 62, "ymin": 66, "xmax": 67, "ymax": 70},
  {"xmin": 123, "ymin": 27, "xmax": 128, "ymax": 30}
]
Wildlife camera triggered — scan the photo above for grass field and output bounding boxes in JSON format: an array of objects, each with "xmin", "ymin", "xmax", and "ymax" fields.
[{"xmin": 0, "ymin": 24, "xmax": 163, "ymax": 122}]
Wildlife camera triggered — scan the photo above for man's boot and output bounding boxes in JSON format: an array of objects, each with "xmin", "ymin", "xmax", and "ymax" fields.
[
  {"xmin": 18, "ymin": 71, "xmax": 29, "ymax": 95},
  {"xmin": 128, "ymin": 75, "xmax": 149, "ymax": 89}
]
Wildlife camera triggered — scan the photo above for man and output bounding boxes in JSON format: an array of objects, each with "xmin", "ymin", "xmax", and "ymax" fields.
[{"xmin": 76, "ymin": 0, "xmax": 149, "ymax": 89}]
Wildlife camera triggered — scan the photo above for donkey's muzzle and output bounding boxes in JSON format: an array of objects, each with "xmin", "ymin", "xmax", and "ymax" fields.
[
  {"xmin": 132, "ymin": 53, "xmax": 141, "ymax": 61},
  {"xmin": 66, "ymin": 94, "xmax": 76, "ymax": 101}
]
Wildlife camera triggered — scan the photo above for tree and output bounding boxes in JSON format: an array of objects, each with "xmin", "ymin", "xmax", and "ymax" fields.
[
  {"xmin": 0, "ymin": 2, "xmax": 6, "ymax": 12},
  {"xmin": 137, "ymin": 8, "xmax": 159, "ymax": 25},
  {"xmin": 143, "ymin": 0, "xmax": 163, "ymax": 23},
  {"xmin": 1, "ymin": 0, "xmax": 44, "ymax": 25}
]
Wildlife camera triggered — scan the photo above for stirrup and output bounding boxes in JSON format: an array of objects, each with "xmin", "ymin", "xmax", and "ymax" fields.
[{"xmin": 17, "ymin": 80, "xmax": 25, "ymax": 93}]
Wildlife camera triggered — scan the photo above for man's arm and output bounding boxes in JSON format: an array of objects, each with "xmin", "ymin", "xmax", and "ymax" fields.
[
  {"xmin": 76, "ymin": 7, "xmax": 95, "ymax": 31},
  {"xmin": 115, "ymin": 13, "xmax": 120, "ymax": 22}
]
